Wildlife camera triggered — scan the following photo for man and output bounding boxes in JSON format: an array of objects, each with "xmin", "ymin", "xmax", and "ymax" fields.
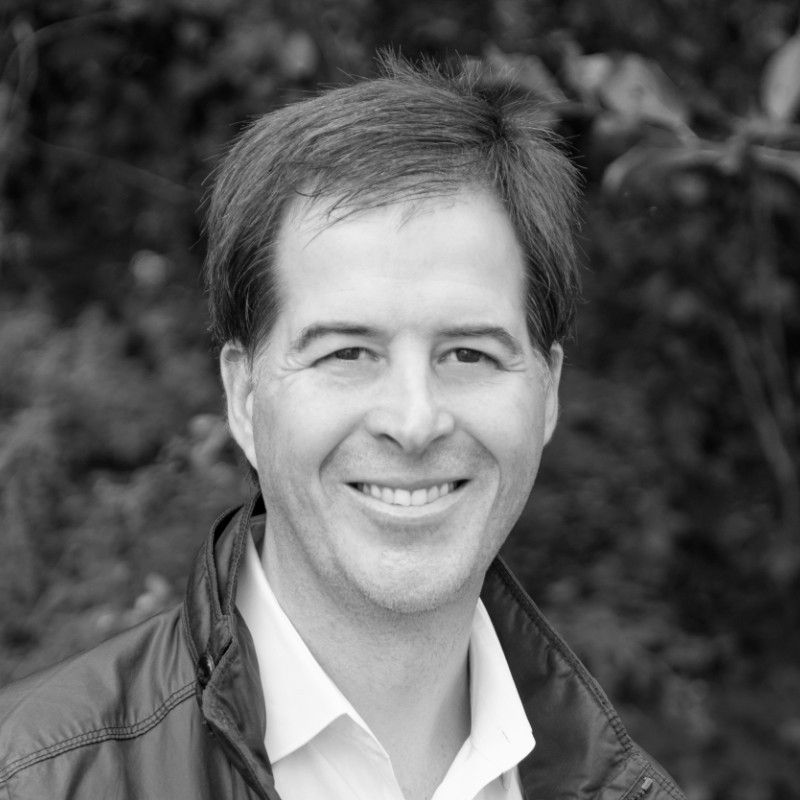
[{"xmin": 0, "ymin": 55, "xmax": 685, "ymax": 799}]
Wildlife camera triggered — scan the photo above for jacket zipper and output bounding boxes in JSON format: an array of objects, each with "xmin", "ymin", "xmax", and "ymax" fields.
[{"xmin": 628, "ymin": 777, "xmax": 654, "ymax": 800}]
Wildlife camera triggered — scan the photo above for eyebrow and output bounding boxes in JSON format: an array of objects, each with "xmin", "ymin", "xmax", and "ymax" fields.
[
  {"xmin": 290, "ymin": 323, "xmax": 378, "ymax": 354},
  {"xmin": 290, "ymin": 322, "xmax": 524, "ymax": 358},
  {"xmin": 440, "ymin": 325, "xmax": 524, "ymax": 358}
]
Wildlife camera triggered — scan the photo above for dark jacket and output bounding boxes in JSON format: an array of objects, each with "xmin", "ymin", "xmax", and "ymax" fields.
[{"xmin": 0, "ymin": 494, "xmax": 685, "ymax": 800}]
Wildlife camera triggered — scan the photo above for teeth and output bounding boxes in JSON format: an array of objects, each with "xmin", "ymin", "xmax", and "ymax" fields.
[
  {"xmin": 357, "ymin": 482, "xmax": 457, "ymax": 507},
  {"xmin": 410, "ymin": 489, "xmax": 426, "ymax": 506}
]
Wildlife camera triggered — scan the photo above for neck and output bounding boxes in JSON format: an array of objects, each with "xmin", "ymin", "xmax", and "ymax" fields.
[{"xmin": 262, "ymin": 536, "xmax": 477, "ymax": 799}]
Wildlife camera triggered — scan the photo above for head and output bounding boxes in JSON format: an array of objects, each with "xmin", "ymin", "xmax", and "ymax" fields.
[
  {"xmin": 204, "ymin": 52, "xmax": 581, "ymax": 367},
  {"xmin": 205, "ymin": 54, "xmax": 582, "ymax": 621}
]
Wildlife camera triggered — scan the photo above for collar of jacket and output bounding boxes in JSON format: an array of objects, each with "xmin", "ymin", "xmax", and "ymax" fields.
[{"xmin": 182, "ymin": 494, "xmax": 680, "ymax": 800}]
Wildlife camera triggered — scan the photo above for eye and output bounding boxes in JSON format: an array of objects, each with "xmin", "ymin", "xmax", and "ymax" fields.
[
  {"xmin": 454, "ymin": 348, "xmax": 485, "ymax": 364},
  {"xmin": 443, "ymin": 348, "xmax": 498, "ymax": 366},
  {"xmin": 323, "ymin": 347, "xmax": 377, "ymax": 362}
]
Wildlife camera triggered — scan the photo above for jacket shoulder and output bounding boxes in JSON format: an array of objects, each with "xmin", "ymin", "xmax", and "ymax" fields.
[
  {"xmin": 482, "ymin": 559, "xmax": 686, "ymax": 800},
  {"xmin": 0, "ymin": 605, "xmax": 196, "ymax": 788}
]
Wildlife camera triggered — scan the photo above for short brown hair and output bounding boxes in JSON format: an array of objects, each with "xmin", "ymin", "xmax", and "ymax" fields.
[{"xmin": 203, "ymin": 53, "xmax": 581, "ymax": 361}]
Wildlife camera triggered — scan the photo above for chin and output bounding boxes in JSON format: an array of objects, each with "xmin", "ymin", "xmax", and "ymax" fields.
[
  {"xmin": 351, "ymin": 559, "xmax": 483, "ymax": 616},
  {"xmin": 363, "ymin": 587, "xmax": 465, "ymax": 616}
]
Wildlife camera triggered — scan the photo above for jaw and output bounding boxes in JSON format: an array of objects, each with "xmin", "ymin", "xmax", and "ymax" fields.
[{"xmin": 262, "ymin": 468, "xmax": 513, "ymax": 617}]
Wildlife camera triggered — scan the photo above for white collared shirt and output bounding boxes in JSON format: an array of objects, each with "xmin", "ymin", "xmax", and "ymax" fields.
[{"xmin": 236, "ymin": 533, "xmax": 534, "ymax": 800}]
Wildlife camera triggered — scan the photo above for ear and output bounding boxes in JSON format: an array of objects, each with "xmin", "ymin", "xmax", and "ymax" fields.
[
  {"xmin": 219, "ymin": 342, "xmax": 258, "ymax": 468},
  {"xmin": 543, "ymin": 343, "xmax": 564, "ymax": 445}
]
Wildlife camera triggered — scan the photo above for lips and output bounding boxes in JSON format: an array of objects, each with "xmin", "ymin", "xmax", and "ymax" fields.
[{"xmin": 352, "ymin": 481, "xmax": 462, "ymax": 507}]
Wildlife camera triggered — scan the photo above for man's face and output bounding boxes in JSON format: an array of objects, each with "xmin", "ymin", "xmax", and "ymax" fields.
[{"xmin": 224, "ymin": 189, "xmax": 561, "ymax": 618}]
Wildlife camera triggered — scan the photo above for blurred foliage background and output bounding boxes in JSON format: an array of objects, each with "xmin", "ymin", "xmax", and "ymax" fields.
[{"xmin": 1, "ymin": 0, "xmax": 799, "ymax": 797}]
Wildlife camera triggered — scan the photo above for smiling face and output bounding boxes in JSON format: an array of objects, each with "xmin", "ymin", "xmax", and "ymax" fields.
[{"xmin": 222, "ymin": 189, "xmax": 562, "ymax": 619}]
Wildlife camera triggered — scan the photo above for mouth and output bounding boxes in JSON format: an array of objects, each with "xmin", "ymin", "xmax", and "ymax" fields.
[{"xmin": 349, "ymin": 480, "xmax": 467, "ymax": 508}]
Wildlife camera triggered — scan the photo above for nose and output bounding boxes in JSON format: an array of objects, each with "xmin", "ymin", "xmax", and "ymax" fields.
[{"xmin": 364, "ymin": 355, "xmax": 455, "ymax": 454}]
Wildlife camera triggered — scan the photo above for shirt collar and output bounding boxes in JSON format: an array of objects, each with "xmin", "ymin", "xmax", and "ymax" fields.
[
  {"xmin": 236, "ymin": 532, "xmax": 369, "ymax": 761},
  {"xmin": 466, "ymin": 600, "xmax": 535, "ymax": 776},
  {"xmin": 236, "ymin": 531, "xmax": 534, "ymax": 771}
]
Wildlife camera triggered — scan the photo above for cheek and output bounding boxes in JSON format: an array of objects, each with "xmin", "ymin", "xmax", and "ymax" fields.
[
  {"xmin": 251, "ymin": 383, "xmax": 363, "ymax": 480},
  {"xmin": 462, "ymin": 385, "xmax": 546, "ymax": 461}
]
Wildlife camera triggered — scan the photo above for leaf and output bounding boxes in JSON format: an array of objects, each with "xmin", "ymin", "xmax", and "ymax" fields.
[
  {"xmin": 562, "ymin": 52, "xmax": 615, "ymax": 104},
  {"xmin": 600, "ymin": 54, "xmax": 690, "ymax": 131},
  {"xmin": 761, "ymin": 33, "xmax": 800, "ymax": 121},
  {"xmin": 751, "ymin": 145, "xmax": 800, "ymax": 189},
  {"xmin": 130, "ymin": 250, "xmax": 170, "ymax": 289},
  {"xmin": 602, "ymin": 140, "xmax": 726, "ymax": 197},
  {"xmin": 602, "ymin": 143, "xmax": 657, "ymax": 196},
  {"xmin": 279, "ymin": 30, "xmax": 318, "ymax": 80}
]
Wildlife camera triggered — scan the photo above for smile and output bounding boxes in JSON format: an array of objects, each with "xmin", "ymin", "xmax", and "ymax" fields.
[{"xmin": 352, "ymin": 482, "xmax": 462, "ymax": 507}]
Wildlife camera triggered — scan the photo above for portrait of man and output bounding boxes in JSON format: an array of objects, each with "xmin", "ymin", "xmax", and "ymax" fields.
[{"xmin": 0, "ymin": 53, "xmax": 686, "ymax": 800}]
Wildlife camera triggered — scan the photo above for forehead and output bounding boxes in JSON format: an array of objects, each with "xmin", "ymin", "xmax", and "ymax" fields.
[
  {"xmin": 266, "ymin": 190, "xmax": 528, "ymax": 341},
  {"xmin": 273, "ymin": 188, "xmax": 526, "ymax": 300}
]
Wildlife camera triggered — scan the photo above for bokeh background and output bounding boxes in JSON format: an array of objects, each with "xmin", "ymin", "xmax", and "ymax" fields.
[{"xmin": 2, "ymin": 1, "xmax": 799, "ymax": 797}]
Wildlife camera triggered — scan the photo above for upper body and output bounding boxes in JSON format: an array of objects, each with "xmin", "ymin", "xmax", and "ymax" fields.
[
  {"xmin": 0, "ymin": 495, "xmax": 684, "ymax": 800},
  {"xmin": 0, "ymin": 54, "xmax": 686, "ymax": 799}
]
